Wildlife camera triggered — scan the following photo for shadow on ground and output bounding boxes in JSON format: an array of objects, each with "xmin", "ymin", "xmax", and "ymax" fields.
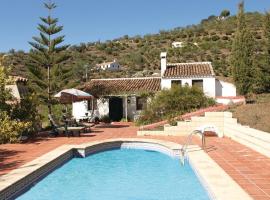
[{"xmin": 0, "ymin": 149, "xmax": 25, "ymax": 176}]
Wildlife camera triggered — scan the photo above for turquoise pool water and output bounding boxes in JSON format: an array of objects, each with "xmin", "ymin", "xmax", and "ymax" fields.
[{"xmin": 17, "ymin": 149, "xmax": 210, "ymax": 200}]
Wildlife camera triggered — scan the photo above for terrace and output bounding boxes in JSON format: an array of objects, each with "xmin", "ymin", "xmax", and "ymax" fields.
[{"xmin": 0, "ymin": 122, "xmax": 269, "ymax": 199}]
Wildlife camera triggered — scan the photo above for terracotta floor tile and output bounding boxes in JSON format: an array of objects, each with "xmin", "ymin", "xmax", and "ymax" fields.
[
  {"xmin": 0, "ymin": 125, "xmax": 269, "ymax": 200},
  {"xmin": 251, "ymin": 195, "xmax": 270, "ymax": 200},
  {"xmin": 264, "ymin": 189, "xmax": 270, "ymax": 195},
  {"xmin": 256, "ymin": 184, "xmax": 270, "ymax": 190},
  {"xmin": 244, "ymin": 187, "xmax": 267, "ymax": 196}
]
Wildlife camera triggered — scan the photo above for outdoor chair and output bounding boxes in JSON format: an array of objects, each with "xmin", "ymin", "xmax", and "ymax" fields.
[
  {"xmin": 48, "ymin": 114, "xmax": 85, "ymax": 137},
  {"xmin": 76, "ymin": 121, "xmax": 95, "ymax": 133}
]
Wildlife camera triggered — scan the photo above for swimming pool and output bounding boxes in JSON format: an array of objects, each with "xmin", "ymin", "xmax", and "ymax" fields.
[{"xmin": 17, "ymin": 149, "xmax": 210, "ymax": 200}]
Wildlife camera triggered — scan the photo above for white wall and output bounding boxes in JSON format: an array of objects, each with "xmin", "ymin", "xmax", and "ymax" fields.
[
  {"xmin": 161, "ymin": 78, "xmax": 192, "ymax": 89},
  {"xmin": 122, "ymin": 96, "xmax": 137, "ymax": 120},
  {"xmin": 5, "ymin": 84, "xmax": 20, "ymax": 100},
  {"xmin": 161, "ymin": 79, "xmax": 171, "ymax": 89},
  {"xmin": 72, "ymin": 99, "xmax": 109, "ymax": 121},
  {"xmin": 216, "ymin": 97, "xmax": 245, "ymax": 105},
  {"xmin": 161, "ymin": 77, "xmax": 216, "ymax": 98},
  {"xmin": 98, "ymin": 61, "xmax": 120, "ymax": 71},
  {"xmin": 215, "ymin": 80, "xmax": 236, "ymax": 97},
  {"xmin": 97, "ymin": 99, "xmax": 109, "ymax": 117},
  {"xmin": 172, "ymin": 42, "xmax": 183, "ymax": 48},
  {"xmin": 182, "ymin": 79, "xmax": 192, "ymax": 86},
  {"xmin": 203, "ymin": 77, "xmax": 216, "ymax": 97},
  {"xmin": 108, "ymin": 62, "xmax": 120, "ymax": 71},
  {"xmin": 72, "ymin": 101, "xmax": 88, "ymax": 120}
]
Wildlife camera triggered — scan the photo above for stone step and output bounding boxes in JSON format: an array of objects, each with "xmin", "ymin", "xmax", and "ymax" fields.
[
  {"xmin": 164, "ymin": 125, "xmax": 194, "ymax": 132},
  {"xmin": 205, "ymin": 112, "xmax": 233, "ymax": 118},
  {"xmin": 190, "ymin": 117, "xmax": 224, "ymax": 123},
  {"xmin": 227, "ymin": 130, "xmax": 270, "ymax": 158},
  {"xmin": 226, "ymin": 125, "xmax": 270, "ymax": 142},
  {"xmin": 224, "ymin": 118, "xmax": 238, "ymax": 124},
  {"xmin": 226, "ymin": 126, "xmax": 270, "ymax": 149}
]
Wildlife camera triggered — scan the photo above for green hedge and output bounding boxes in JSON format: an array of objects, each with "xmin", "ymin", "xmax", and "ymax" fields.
[{"xmin": 136, "ymin": 85, "xmax": 216, "ymax": 125}]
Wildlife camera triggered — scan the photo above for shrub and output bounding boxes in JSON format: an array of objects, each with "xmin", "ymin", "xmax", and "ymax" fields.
[
  {"xmin": 136, "ymin": 85, "xmax": 215, "ymax": 125},
  {"xmin": 10, "ymin": 94, "xmax": 41, "ymax": 135},
  {"xmin": 167, "ymin": 115, "xmax": 177, "ymax": 126},
  {"xmin": 222, "ymin": 35, "xmax": 229, "ymax": 40},
  {"xmin": 212, "ymin": 35, "xmax": 220, "ymax": 41},
  {"xmin": 225, "ymin": 30, "xmax": 234, "ymax": 35},
  {"xmin": 0, "ymin": 112, "xmax": 31, "ymax": 144},
  {"xmin": 0, "ymin": 62, "xmax": 40, "ymax": 143}
]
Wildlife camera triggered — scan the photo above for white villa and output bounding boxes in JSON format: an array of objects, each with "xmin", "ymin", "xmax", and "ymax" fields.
[
  {"xmin": 172, "ymin": 41, "xmax": 184, "ymax": 48},
  {"xmin": 96, "ymin": 59, "xmax": 120, "ymax": 71},
  {"xmin": 73, "ymin": 52, "xmax": 237, "ymax": 121}
]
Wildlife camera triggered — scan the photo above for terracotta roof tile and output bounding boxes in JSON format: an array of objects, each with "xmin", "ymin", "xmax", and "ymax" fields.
[
  {"xmin": 10, "ymin": 76, "xmax": 28, "ymax": 82},
  {"xmin": 163, "ymin": 62, "xmax": 215, "ymax": 78},
  {"xmin": 83, "ymin": 77, "xmax": 161, "ymax": 96}
]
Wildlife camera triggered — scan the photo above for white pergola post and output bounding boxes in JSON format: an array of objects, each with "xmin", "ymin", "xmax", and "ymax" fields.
[{"xmin": 125, "ymin": 95, "xmax": 128, "ymax": 122}]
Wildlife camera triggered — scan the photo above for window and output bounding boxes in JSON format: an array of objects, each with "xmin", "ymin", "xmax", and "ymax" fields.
[
  {"xmin": 136, "ymin": 97, "xmax": 147, "ymax": 110},
  {"xmin": 171, "ymin": 80, "xmax": 182, "ymax": 87},
  {"xmin": 192, "ymin": 80, "xmax": 203, "ymax": 90},
  {"xmin": 87, "ymin": 99, "xmax": 97, "ymax": 110}
]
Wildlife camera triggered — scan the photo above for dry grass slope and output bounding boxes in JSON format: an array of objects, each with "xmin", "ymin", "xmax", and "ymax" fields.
[{"xmin": 231, "ymin": 94, "xmax": 270, "ymax": 133}]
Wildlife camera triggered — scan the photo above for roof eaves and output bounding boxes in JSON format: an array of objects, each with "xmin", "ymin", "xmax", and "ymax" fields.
[{"xmin": 162, "ymin": 75, "xmax": 215, "ymax": 79}]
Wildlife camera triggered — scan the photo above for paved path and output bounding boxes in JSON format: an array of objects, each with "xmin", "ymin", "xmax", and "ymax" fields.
[{"xmin": 0, "ymin": 123, "xmax": 269, "ymax": 199}]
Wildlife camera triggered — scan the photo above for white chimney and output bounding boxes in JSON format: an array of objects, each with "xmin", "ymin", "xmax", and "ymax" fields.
[{"xmin": 160, "ymin": 52, "xmax": 167, "ymax": 76}]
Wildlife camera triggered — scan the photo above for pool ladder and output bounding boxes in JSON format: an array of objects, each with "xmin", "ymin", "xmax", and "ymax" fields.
[{"xmin": 180, "ymin": 130, "xmax": 206, "ymax": 165}]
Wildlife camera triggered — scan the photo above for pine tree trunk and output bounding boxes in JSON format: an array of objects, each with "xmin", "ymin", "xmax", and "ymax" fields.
[{"xmin": 47, "ymin": 66, "xmax": 52, "ymax": 114}]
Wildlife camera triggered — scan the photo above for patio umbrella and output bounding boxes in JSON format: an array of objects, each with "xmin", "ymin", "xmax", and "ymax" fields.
[{"xmin": 54, "ymin": 88, "xmax": 93, "ymax": 104}]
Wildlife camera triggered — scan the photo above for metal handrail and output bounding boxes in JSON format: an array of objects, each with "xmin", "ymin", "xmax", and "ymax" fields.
[
  {"xmin": 180, "ymin": 125, "xmax": 218, "ymax": 165},
  {"xmin": 180, "ymin": 130, "xmax": 205, "ymax": 165}
]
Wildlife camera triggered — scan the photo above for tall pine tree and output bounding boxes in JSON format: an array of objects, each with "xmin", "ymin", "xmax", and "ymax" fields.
[
  {"xmin": 28, "ymin": 1, "xmax": 70, "ymax": 114},
  {"xmin": 231, "ymin": 1, "xmax": 256, "ymax": 95},
  {"xmin": 263, "ymin": 11, "xmax": 270, "ymax": 92}
]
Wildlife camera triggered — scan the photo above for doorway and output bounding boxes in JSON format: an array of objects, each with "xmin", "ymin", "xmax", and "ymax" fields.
[{"xmin": 109, "ymin": 97, "xmax": 123, "ymax": 121}]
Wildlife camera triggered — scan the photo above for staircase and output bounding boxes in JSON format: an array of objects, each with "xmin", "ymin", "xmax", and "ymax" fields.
[{"xmin": 138, "ymin": 112, "xmax": 270, "ymax": 158}]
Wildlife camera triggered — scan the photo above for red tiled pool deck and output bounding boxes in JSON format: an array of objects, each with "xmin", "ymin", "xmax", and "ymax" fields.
[{"xmin": 0, "ymin": 123, "xmax": 270, "ymax": 200}]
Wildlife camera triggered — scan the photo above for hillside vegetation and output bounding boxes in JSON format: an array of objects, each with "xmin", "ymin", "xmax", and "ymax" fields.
[
  {"xmin": 2, "ymin": 11, "xmax": 270, "ymax": 133},
  {"xmin": 1, "ymin": 11, "xmax": 266, "ymax": 89}
]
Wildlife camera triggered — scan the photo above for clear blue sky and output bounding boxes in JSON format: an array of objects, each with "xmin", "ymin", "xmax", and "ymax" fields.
[{"xmin": 1, "ymin": 0, "xmax": 270, "ymax": 52}]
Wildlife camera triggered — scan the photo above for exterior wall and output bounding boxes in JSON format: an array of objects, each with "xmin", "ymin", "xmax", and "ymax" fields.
[
  {"xmin": 97, "ymin": 99, "xmax": 109, "ymax": 117},
  {"xmin": 161, "ymin": 77, "xmax": 216, "ymax": 98},
  {"xmin": 122, "ymin": 96, "xmax": 137, "ymax": 120},
  {"xmin": 5, "ymin": 84, "xmax": 20, "ymax": 100},
  {"xmin": 161, "ymin": 79, "xmax": 171, "ymax": 89},
  {"xmin": 72, "ymin": 99, "xmax": 109, "ymax": 120},
  {"xmin": 182, "ymin": 79, "xmax": 192, "ymax": 86},
  {"xmin": 98, "ymin": 62, "xmax": 120, "ymax": 71},
  {"xmin": 107, "ymin": 62, "xmax": 120, "ymax": 71},
  {"xmin": 161, "ymin": 78, "xmax": 192, "ymax": 89},
  {"xmin": 215, "ymin": 80, "xmax": 236, "ymax": 97},
  {"xmin": 216, "ymin": 97, "xmax": 245, "ymax": 105},
  {"xmin": 172, "ymin": 42, "xmax": 183, "ymax": 48},
  {"xmin": 72, "ymin": 97, "xmax": 141, "ymax": 121},
  {"xmin": 203, "ymin": 77, "xmax": 216, "ymax": 97},
  {"xmin": 72, "ymin": 101, "xmax": 88, "ymax": 120}
]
